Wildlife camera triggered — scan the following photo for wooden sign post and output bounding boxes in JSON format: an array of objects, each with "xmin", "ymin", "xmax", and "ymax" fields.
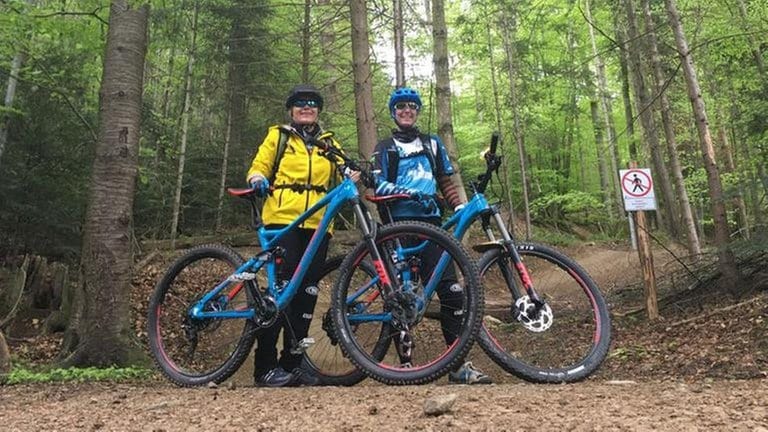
[{"xmin": 619, "ymin": 163, "xmax": 659, "ymax": 320}]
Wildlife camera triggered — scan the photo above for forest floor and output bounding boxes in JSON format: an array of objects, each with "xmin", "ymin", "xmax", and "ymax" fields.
[{"xmin": 1, "ymin": 241, "xmax": 767, "ymax": 431}]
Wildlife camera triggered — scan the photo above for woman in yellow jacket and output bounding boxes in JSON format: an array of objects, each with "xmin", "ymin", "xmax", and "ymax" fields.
[{"xmin": 247, "ymin": 84, "xmax": 355, "ymax": 387}]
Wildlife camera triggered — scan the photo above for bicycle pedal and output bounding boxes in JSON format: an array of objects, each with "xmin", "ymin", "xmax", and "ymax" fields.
[{"xmin": 289, "ymin": 337, "xmax": 315, "ymax": 354}]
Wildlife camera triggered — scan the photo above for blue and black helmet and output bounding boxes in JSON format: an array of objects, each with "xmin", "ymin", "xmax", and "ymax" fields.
[{"xmin": 388, "ymin": 87, "xmax": 422, "ymax": 117}]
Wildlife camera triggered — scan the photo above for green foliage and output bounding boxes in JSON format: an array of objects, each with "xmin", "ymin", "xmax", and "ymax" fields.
[
  {"xmin": 4, "ymin": 366, "xmax": 153, "ymax": 385},
  {"xmin": 530, "ymin": 191, "xmax": 606, "ymax": 226},
  {"xmin": 1, "ymin": 0, "xmax": 766, "ymax": 260}
]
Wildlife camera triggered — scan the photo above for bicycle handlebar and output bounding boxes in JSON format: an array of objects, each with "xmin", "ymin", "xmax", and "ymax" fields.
[{"xmin": 490, "ymin": 131, "xmax": 499, "ymax": 155}]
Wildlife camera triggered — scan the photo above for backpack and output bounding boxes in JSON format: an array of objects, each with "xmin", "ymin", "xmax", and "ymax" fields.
[{"xmin": 382, "ymin": 133, "xmax": 440, "ymax": 183}]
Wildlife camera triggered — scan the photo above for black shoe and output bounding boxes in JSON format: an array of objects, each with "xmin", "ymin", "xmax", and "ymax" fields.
[
  {"xmin": 290, "ymin": 368, "xmax": 320, "ymax": 387},
  {"xmin": 255, "ymin": 367, "xmax": 295, "ymax": 387}
]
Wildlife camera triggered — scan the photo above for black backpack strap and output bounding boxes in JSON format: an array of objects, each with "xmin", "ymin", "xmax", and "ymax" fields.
[
  {"xmin": 269, "ymin": 127, "xmax": 291, "ymax": 184},
  {"xmin": 419, "ymin": 133, "xmax": 439, "ymax": 176},
  {"xmin": 383, "ymin": 137, "xmax": 399, "ymax": 184}
]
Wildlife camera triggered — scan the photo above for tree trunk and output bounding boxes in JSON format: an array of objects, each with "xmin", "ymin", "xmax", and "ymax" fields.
[
  {"xmin": 715, "ymin": 109, "xmax": 749, "ymax": 238},
  {"xmin": 59, "ymin": 1, "xmax": 150, "ymax": 367},
  {"xmin": 664, "ymin": 0, "xmax": 741, "ymax": 289},
  {"xmin": 318, "ymin": 0, "xmax": 340, "ymax": 114},
  {"xmin": 733, "ymin": 0, "xmax": 768, "ymax": 199},
  {"xmin": 641, "ymin": 0, "xmax": 700, "ymax": 256},
  {"xmin": 587, "ymin": 0, "xmax": 622, "ymax": 217},
  {"xmin": 612, "ymin": 7, "xmax": 638, "ymax": 160},
  {"xmin": 301, "ymin": 0, "xmax": 311, "ymax": 83},
  {"xmin": 624, "ymin": 0, "xmax": 678, "ymax": 237},
  {"xmin": 0, "ymin": 51, "xmax": 24, "ymax": 167},
  {"xmin": 169, "ymin": 0, "xmax": 199, "ymax": 250},
  {"xmin": 432, "ymin": 0, "xmax": 468, "ymax": 204},
  {"xmin": 393, "ymin": 0, "xmax": 406, "ymax": 87},
  {"xmin": 0, "ymin": 330, "xmax": 10, "ymax": 376},
  {"xmin": 500, "ymin": 11, "xmax": 529, "ymax": 238},
  {"xmin": 226, "ymin": 0, "xmax": 248, "ymax": 164},
  {"xmin": 735, "ymin": 0, "xmax": 766, "ymax": 77},
  {"xmin": 485, "ymin": 19, "xmax": 502, "ymax": 133},
  {"xmin": 349, "ymin": 0, "xmax": 378, "ymax": 159},
  {"xmin": 216, "ymin": 109, "xmax": 233, "ymax": 233},
  {"xmin": 590, "ymin": 99, "xmax": 612, "ymax": 211}
]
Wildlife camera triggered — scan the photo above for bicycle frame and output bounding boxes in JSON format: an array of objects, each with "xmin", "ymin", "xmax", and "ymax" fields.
[
  {"xmin": 188, "ymin": 150, "xmax": 451, "ymax": 327},
  {"xmin": 189, "ymin": 178, "xmax": 366, "ymax": 321}
]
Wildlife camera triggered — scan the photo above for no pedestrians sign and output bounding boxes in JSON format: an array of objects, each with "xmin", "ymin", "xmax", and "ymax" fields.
[{"xmin": 619, "ymin": 168, "xmax": 657, "ymax": 211}]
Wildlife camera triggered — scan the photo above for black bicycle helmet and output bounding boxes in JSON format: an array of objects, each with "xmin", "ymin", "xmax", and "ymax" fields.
[{"xmin": 285, "ymin": 84, "xmax": 324, "ymax": 111}]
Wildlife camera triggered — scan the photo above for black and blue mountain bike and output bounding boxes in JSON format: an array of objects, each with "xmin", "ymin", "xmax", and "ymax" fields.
[{"xmin": 311, "ymin": 133, "xmax": 610, "ymax": 384}]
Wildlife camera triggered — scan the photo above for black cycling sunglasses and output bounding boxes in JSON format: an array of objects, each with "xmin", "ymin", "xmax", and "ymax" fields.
[
  {"xmin": 394, "ymin": 102, "xmax": 420, "ymax": 111},
  {"xmin": 293, "ymin": 99, "xmax": 319, "ymax": 108}
]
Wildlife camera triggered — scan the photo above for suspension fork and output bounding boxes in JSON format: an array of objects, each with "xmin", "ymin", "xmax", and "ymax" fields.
[
  {"xmin": 351, "ymin": 200, "xmax": 399, "ymax": 299},
  {"xmin": 489, "ymin": 209, "xmax": 544, "ymax": 306}
]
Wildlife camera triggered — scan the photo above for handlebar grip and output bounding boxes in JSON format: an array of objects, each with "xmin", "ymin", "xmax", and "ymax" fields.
[{"xmin": 490, "ymin": 132, "xmax": 499, "ymax": 155}]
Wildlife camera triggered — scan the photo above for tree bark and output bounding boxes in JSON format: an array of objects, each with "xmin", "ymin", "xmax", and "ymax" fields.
[
  {"xmin": 714, "ymin": 107, "xmax": 749, "ymax": 238},
  {"xmin": 590, "ymin": 99, "xmax": 612, "ymax": 211},
  {"xmin": 612, "ymin": 7, "xmax": 638, "ymax": 160},
  {"xmin": 59, "ymin": 1, "xmax": 150, "ymax": 367},
  {"xmin": 0, "ymin": 330, "xmax": 10, "ymax": 376},
  {"xmin": 318, "ymin": 0, "xmax": 340, "ymax": 114},
  {"xmin": 349, "ymin": 0, "xmax": 378, "ymax": 159},
  {"xmin": 664, "ymin": 0, "xmax": 741, "ymax": 289},
  {"xmin": 301, "ymin": 0, "xmax": 311, "ymax": 83},
  {"xmin": 586, "ymin": 0, "xmax": 622, "ymax": 217},
  {"xmin": 500, "ymin": 11, "xmax": 529, "ymax": 238},
  {"xmin": 432, "ymin": 0, "xmax": 468, "ymax": 204},
  {"xmin": 169, "ymin": 0, "xmax": 199, "ymax": 250},
  {"xmin": 393, "ymin": 0, "xmax": 406, "ymax": 87},
  {"xmin": 0, "ymin": 51, "xmax": 24, "ymax": 167},
  {"xmin": 624, "ymin": 0, "xmax": 678, "ymax": 237},
  {"xmin": 216, "ymin": 109, "xmax": 233, "ymax": 233},
  {"xmin": 641, "ymin": 0, "xmax": 700, "ymax": 256}
]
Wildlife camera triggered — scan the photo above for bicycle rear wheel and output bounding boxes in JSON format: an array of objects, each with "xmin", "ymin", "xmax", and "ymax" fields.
[
  {"xmin": 477, "ymin": 243, "xmax": 611, "ymax": 383},
  {"xmin": 147, "ymin": 244, "xmax": 259, "ymax": 387},
  {"xmin": 302, "ymin": 255, "xmax": 382, "ymax": 386},
  {"xmin": 331, "ymin": 221, "xmax": 483, "ymax": 385}
]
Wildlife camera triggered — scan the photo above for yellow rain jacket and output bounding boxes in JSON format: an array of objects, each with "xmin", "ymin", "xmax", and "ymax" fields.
[{"xmin": 246, "ymin": 125, "xmax": 344, "ymax": 231}]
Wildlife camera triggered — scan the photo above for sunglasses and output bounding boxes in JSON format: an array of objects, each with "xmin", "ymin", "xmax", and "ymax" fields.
[
  {"xmin": 394, "ymin": 102, "xmax": 420, "ymax": 111},
  {"xmin": 293, "ymin": 99, "xmax": 319, "ymax": 108}
]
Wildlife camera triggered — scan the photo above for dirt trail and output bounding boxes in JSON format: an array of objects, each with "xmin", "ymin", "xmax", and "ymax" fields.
[{"xmin": 1, "ymin": 380, "xmax": 766, "ymax": 431}]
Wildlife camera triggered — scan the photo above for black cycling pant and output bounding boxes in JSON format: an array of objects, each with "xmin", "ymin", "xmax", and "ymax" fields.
[{"xmin": 253, "ymin": 226, "xmax": 330, "ymax": 378}]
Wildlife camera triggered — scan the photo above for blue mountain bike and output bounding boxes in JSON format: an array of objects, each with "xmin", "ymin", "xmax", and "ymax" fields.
[
  {"xmin": 320, "ymin": 133, "xmax": 611, "ymax": 384},
  {"xmin": 147, "ymin": 142, "xmax": 482, "ymax": 387}
]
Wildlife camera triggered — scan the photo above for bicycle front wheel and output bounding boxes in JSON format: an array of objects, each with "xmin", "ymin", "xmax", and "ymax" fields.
[
  {"xmin": 147, "ymin": 244, "xmax": 259, "ymax": 387},
  {"xmin": 331, "ymin": 221, "xmax": 483, "ymax": 385},
  {"xmin": 477, "ymin": 243, "xmax": 611, "ymax": 383}
]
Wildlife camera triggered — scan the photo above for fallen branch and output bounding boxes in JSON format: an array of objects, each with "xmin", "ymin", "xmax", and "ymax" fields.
[
  {"xmin": 134, "ymin": 250, "xmax": 161, "ymax": 272},
  {"xmin": 668, "ymin": 293, "xmax": 766, "ymax": 328}
]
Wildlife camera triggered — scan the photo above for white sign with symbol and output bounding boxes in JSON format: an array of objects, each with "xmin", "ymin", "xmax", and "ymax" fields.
[{"xmin": 619, "ymin": 168, "xmax": 657, "ymax": 211}]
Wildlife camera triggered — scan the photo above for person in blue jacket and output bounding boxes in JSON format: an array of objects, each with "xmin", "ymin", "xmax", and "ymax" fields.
[{"xmin": 371, "ymin": 87, "xmax": 492, "ymax": 385}]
